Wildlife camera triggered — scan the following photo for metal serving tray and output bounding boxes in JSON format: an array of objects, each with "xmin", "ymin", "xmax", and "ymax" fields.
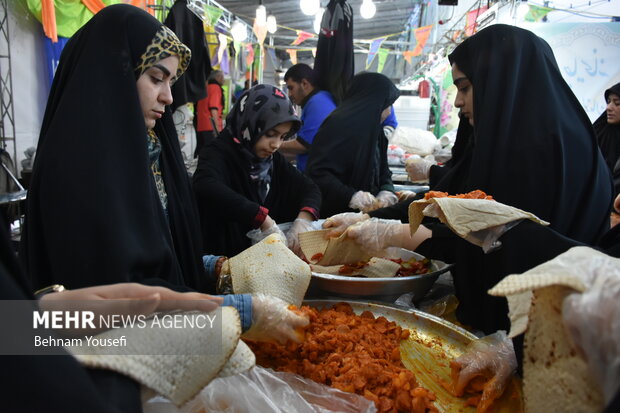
[
  {"xmin": 309, "ymin": 248, "xmax": 452, "ymax": 303},
  {"xmin": 304, "ymin": 300, "xmax": 523, "ymax": 413}
]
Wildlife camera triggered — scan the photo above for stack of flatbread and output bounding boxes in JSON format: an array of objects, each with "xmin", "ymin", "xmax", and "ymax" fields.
[
  {"xmin": 408, "ymin": 197, "xmax": 549, "ymax": 252},
  {"xmin": 489, "ymin": 247, "xmax": 615, "ymax": 413},
  {"xmin": 74, "ymin": 307, "xmax": 255, "ymax": 406},
  {"xmin": 299, "ymin": 229, "xmax": 401, "ymax": 278},
  {"xmin": 224, "ymin": 234, "xmax": 312, "ymax": 307}
]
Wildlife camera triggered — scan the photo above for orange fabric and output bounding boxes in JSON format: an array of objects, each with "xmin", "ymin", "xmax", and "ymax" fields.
[
  {"xmin": 81, "ymin": 0, "xmax": 106, "ymax": 14},
  {"xmin": 196, "ymin": 83, "xmax": 223, "ymax": 132},
  {"xmin": 41, "ymin": 0, "xmax": 58, "ymax": 43}
]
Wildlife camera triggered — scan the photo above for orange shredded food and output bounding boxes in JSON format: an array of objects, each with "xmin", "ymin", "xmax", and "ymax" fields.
[
  {"xmin": 424, "ymin": 190, "xmax": 494, "ymax": 200},
  {"xmin": 246, "ymin": 303, "xmax": 438, "ymax": 413},
  {"xmin": 449, "ymin": 360, "xmax": 499, "ymax": 413}
]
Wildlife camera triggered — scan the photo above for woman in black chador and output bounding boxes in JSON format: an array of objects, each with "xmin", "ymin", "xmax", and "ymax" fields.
[
  {"xmin": 416, "ymin": 24, "xmax": 613, "ymax": 334},
  {"xmin": 594, "ymin": 82, "xmax": 620, "ymax": 196},
  {"xmin": 306, "ymin": 72, "xmax": 400, "ymax": 218},
  {"xmin": 21, "ymin": 4, "xmax": 210, "ymax": 292}
]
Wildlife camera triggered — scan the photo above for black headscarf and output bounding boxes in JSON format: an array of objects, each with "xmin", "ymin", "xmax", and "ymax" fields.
[
  {"xmin": 306, "ymin": 72, "xmax": 399, "ymax": 217},
  {"xmin": 594, "ymin": 82, "xmax": 620, "ymax": 195},
  {"xmin": 224, "ymin": 84, "xmax": 301, "ymax": 202},
  {"xmin": 21, "ymin": 4, "xmax": 210, "ymax": 292},
  {"xmin": 447, "ymin": 24, "xmax": 612, "ymax": 244},
  {"xmin": 313, "ymin": 0, "xmax": 354, "ymax": 104},
  {"xmin": 164, "ymin": 0, "xmax": 212, "ymax": 111}
]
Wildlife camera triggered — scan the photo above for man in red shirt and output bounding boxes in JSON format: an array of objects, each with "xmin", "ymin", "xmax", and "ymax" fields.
[{"xmin": 195, "ymin": 70, "xmax": 224, "ymax": 157}]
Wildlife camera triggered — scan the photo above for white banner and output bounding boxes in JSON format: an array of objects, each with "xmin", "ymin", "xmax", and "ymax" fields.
[{"xmin": 525, "ymin": 22, "xmax": 620, "ymax": 122}]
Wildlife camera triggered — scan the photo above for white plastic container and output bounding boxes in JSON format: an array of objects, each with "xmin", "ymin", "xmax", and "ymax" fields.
[{"xmin": 393, "ymin": 95, "xmax": 431, "ymax": 130}]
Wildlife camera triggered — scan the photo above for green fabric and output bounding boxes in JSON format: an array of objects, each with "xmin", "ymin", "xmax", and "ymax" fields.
[
  {"xmin": 203, "ymin": 3, "xmax": 223, "ymax": 27},
  {"xmin": 525, "ymin": 5, "xmax": 552, "ymax": 22},
  {"xmin": 376, "ymin": 48, "xmax": 389, "ymax": 73},
  {"xmin": 27, "ymin": 0, "xmax": 120, "ymax": 38}
]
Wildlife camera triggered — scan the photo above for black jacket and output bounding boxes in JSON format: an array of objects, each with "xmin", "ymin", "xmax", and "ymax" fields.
[{"xmin": 193, "ymin": 134, "xmax": 321, "ymax": 256}]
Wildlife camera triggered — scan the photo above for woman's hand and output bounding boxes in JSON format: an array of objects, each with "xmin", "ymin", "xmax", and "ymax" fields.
[
  {"xmin": 345, "ymin": 218, "xmax": 407, "ymax": 255},
  {"xmin": 348, "ymin": 191, "xmax": 378, "ymax": 212},
  {"xmin": 451, "ymin": 331, "xmax": 517, "ymax": 413},
  {"xmin": 322, "ymin": 212, "xmax": 369, "ymax": 238},
  {"xmin": 247, "ymin": 216, "xmax": 287, "ymax": 244},
  {"xmin": 405, "ymin": 157, "xmax": 434, "ymax": 182},
  {"xmin": 243, "ymin": 294, "xmax": 309, "ymax": 344},
  {"xmin": 287, "ymin": 217, "xmax": 314, "ymax": 256},
  {"xmin": 376, "ymin": 190, "xmax": 399, "ymax": 208}
]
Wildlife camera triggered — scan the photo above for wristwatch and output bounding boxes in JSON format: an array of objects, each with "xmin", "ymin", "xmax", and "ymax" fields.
[{"xmin": 34, "ymin": 284, "xmax": 66, "ymax": 299}]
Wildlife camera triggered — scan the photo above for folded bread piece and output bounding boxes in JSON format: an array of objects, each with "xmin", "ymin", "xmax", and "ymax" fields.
[
  {"xmin": 489, "ymin": 247, "xmax": 610, "ymax": 413},
  {"xmin": 409, "ymin": 197, "xmax": 548, "ymax": 251},
  {"xmin": 227, "ymin": 233, "xmax": 311, "ymax": 306},
  {"xmin": 73, "ymin": 307, "xmax": 254, "ymax": 406}
]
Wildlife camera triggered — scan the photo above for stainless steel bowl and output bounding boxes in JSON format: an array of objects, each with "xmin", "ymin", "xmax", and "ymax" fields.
[{"xmin": 308, "ymin": 248, "xmax": 452, "ymax": 303}]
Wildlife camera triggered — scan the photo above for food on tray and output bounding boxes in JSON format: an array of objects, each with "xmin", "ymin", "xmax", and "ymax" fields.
[
  {"xmin": 423, "ymin": 189, "xmax": 494, "ymax": 200},
  {"xmin": 337, "ymin": 256, "xmax": 431, "ymax": 278},
  {"xmin": 247, "ymin": 303, "xmax": 438, "ymax": 413}
]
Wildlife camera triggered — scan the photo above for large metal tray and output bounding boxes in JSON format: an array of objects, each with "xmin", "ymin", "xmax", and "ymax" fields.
[
  {"xmin": 305, "ymin": 300, "xmax": 522, "ymax": 413},
  {"xmin": 309, "ymin": 248, "xmax": 452, "ymax": 303}
]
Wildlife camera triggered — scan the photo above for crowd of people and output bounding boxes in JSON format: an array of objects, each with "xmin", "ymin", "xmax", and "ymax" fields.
[{"xmin": 3, "ymin": 3, "xmax": 619, "ymax": 412}]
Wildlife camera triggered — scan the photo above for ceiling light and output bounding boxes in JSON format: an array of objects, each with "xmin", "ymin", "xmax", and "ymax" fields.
[
  {"xmin": 256, "ymin": 4, "xmax": 266, "ymax": 26},
  {"xmin": 300, "ymin": 0, "xmax": 320, "ymax": 16},
  {"xmin": 360, "ymin": 0, "xmax": 376, "ymax": 19},
  {"xmin": 267, "ymin": 15, "xmax": 277, "ymax": 33},
  {"xmin": 231, "ymin": 19, "xmax": 247, "ymax": 42},
  {"xmin": 314, "ymin": 8, "xmax": 324, "ymax": 34}
]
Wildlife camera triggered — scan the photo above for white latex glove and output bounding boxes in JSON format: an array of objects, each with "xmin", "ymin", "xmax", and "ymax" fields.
[
  {"xmin": 562, "ymin": 271, "xmax": 620, "ymax": 405},
  {"xmin": 376, "ymin": 190, "xmax": 399, "ymax": 208},
  {"xmin": 383, "ymin": 125, "xmax": 395, "ymax": 139},
  {"xmin": 243, "ymin": 293, "xmax": 309, "ymax": 344},
  {"xmin": 322, "ymin": 212, "xmax": 369, "ymax": 238},
  {"xmin": 246, "ymin": 218, "xmax": 287, "ymax": 245},
  {"xmin": 287, "ymin": 218, "xmax": 314, "ymax": 257},
  {"xmin": 348, "ymin": 190, "xmax": 378, "ymax": 212},
  {"xmin": 345, "ymin": 218, "xmax": 405, "ymax": 255},
  {"xmin": 405, "ymin": 157, "xmax": 434, "ymax": 182},
  {"xmin": 451, "ymin": 331, "xmax": 517, "ymax": 413}
]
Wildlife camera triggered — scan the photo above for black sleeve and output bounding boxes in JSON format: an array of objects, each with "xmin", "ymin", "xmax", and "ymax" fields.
[
  {"xmin": 378, "ymin": 131, "xmax": 394, "ymax": 191},
  {"xmin": 272, "ymin": 155, "xmax": 322, "ymax": 218},
  {"xmin": 429, "ymin": 164, "xmax": 450, "ymax": 188},
  {"xmin": 193, "ymin": 142, "xmax": 262, "ymax": 227},
  {"xmin": 368, "ymin": 198, "xmax": 414, "ymax": 221}
]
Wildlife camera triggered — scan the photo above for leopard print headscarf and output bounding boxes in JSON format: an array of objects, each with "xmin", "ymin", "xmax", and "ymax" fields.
[{"xmin": 134, "ymin": 25, "xmax": 191, "ymax": 80}]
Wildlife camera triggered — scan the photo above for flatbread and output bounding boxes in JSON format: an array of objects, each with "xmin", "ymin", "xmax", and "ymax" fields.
[
  {"xmin": 74, "ymin": 307, "xmax": 245, "ymax": 406},
  {"xmin": 489, "ymin": 247, "xmax": 609, "ymax": 413},
  {"xmin": 408, "ymin": 197, "xmax": 548, "ymax": 249},
  {"xmin": 228, "ymin": 233, "xmax": 311, "ymax": 306},
  {"xmin": 311, "ymin": 257, "xmax": 401, "ymax": 278},
  {"xmin": 299, "ymin": 229, "xmax": 372, "ymax": 266}
]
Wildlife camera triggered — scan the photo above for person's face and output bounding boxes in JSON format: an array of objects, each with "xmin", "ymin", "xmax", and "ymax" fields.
[
  {"xmin": 136, "ymin": 56, "xmax": 179, "ymax": 130},
  {"xmin": 606, "ymin": 92, "xmax": 620, "ymax": 125},
  {"xmin": 380, "ymin": 106, "xmax": 392, "ymax": 123},
  {"xmin": 216, "ymin": 72, "xmax": 225, "ymax": 85},
  {"xmin": 253, "ymin": 121, "xmax": 295, "ymax": 159},
  {"xmin": 452, "ymin": 63, "xmax": 474, "ymax": 127},
  {"xmin": 285, "ymin": 78, "xmax": 312, "ymax": 105}
]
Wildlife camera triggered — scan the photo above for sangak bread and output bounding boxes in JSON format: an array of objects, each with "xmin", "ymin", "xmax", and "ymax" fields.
[
  {"xmin": 74, "ymin": 307, "xmax": 248, "ymax": 406},
  {"xmin": 228, "ymin": 233, "xmax": 311, "ymax": 306},
  {"xmin": 522, "ymin": 286, "xmax": 603, "ymax": 413}
]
